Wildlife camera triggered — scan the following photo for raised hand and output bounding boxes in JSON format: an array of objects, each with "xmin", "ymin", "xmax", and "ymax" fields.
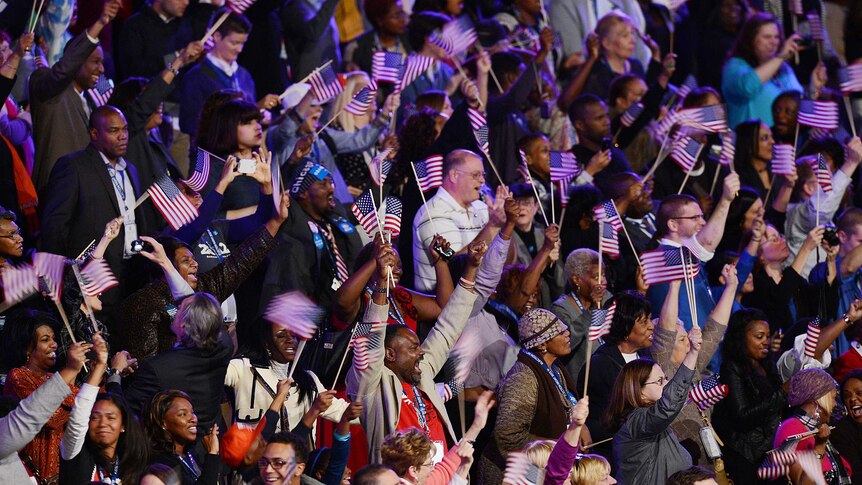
[
  {"xmin": 466, "ymin": 239, "xmax": 488, "ymax": 267},
  {"xmin": 203, "ymin": 424, "xmax": 219, "ymax": 454},
  {"xmin": 427, "ymin": 234, "xmax": 452, "ymax": 264},
  {"xmin": 250, "ymin": 150, "xmax": 273, "ymax": 186},
  {"xmin": 179, "ymin": 41, "xmax": 204, "ymax": 65},
  {"xmin": 312, "ymin": 390, "xmax": 336, "ymax": 414},
  {"xmin": 103, "ymin": 217, "xmax": 123, "ymax": 241},
  {"xmin": 721, "ymin": 172, "xmax": 741, "ymax": 202},
  {"xmin": 722, "ymin": 264, "xmax": 738, "ymax": 289},
  {"xmin": 688, "ymin": 326, "xmax": 703, "ymax": 352}
]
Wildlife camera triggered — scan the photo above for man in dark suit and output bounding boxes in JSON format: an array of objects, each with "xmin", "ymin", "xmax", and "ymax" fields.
[
  {"xmin": 30, "ymin": 0, "xmax": 121, "ymax": 193},
  {"xmin": 40, "ymin": 105, "xmax": 151, "ymax": 319}
]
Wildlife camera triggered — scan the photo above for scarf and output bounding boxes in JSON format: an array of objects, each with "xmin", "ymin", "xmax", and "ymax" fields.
[
  {"xmin": 795, "ymin": 412, "xmax": 852, "ymax": 485},
  {"xmin": 1, "ymin": 133, "xmax": 38, "ymax": 235},
  {"xmin": 517, "ymin": 350, "xmax": 577, "ymax": 439}
]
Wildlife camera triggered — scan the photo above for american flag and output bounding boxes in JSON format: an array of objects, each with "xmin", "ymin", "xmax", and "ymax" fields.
[
  {"xmin": 227, "ymin": 0, "xmax": 256, "ymax": 13},
  {"xmin": 401, "ymin": 55, "xmax": 436, "ymax": 92},
  {"xmin": 148, "ymin": 174, "xmax": 199, "ymax": 230},
  {"xmin": 437, "ymin": 380, "xmax": 464, "ymax": 402},
  {"xmin": 352, "ymin": 321, "xmax": 385, "ymax": 370},
  {"xmin": 676, "ymin": 74, "xmax": 698, "ymax": 101},
  {"xmin": 641, "ymin": 247, "xmax": 700, "ymax": 285},
  {"xmin": 468, "ymin": 107, "xmax": 490, "ymax": 156},
  {"xmin": 806, "ymin": 12, "xmax": 824, "ymax": 41},
  {"xmin": 797, "ymin": 100, "xmax": 840, "ymax": 130},
  {"xmin": 1, "ymin": 263, "xmax": 38, "ymax": 305},
  {"xmin": 439, "ymin": 16, "xmax": 477, "ymax": 56},
  {"xmin": 265, "ymin": 291, "xmax": 322, "ymax": 339},
  {"xmin": 788, "ymin": 0, "xmax": 803, "ymax": 15},
  {"xmin": 308, "ymin": 64, "xmax": 343, "ymax": 103},
  {"xmin": 620, "ymin": 102, "xmax": 644, "ymax": 128},
  {"xmin": 384, "ymin": 196, "xmax": 402, "ymax": 237},
  {"xmin": 757, "ymin": 440, "xmax": 799, "ymax": 480},
  {"xmin": 838, "ymin": 64, "xmax": 862, "ymax": 95},
  {"xmin": 689, "ymin": 375, "xmax": 728, "ymax": 410},
  {"xmin": 589, "ymin": 301, "xmax": 616, "ymax": 341},
  {"xmin": 34, "ymin": 252, "xmax": 66, "ymax": 302},
  {"xmin": 183, "ymin": 148, "xmax": 212, "ymax": 192},
  {"xmin": 675, "ymin": 105, "xmax": 728, "ymax": 133},
  {"xmin": 79, "ymin": 259, "xmax": 118, "ymax": 296},
  {"xmin": 772, "ymin": 144, "xmax": 797, "ymax": 176},
  {"xmin": 414, "ymin": 155, "xmax": 444, "ymax": 192},
  {"xmin": 372, "ymin": 51, "xmax": 404, "ymax": 84},
  {"xmin": 598, "ymin": 221, "xmax": 620, "ymax": 257},
  {"xmin": 807, "ymin": 153, "xmax": 832, "ymax": 193},
  {"xmin": 656, "ymin": 108, "xmax": 679, "ymax": 138},
  {"xmin": 670, "ymin": 136, "xmax": 703, "ymax": 172},
  {"xmin": 452, "ymin": 330, "xmax": 484, "ymax": 383},
  {"xmin": 719, "ymin": 130, "xmax": 735, "ymax": 167},
  {"xmin": 503, "ymin": 452, "xmax": 544, "ymax": 485},
  {"xmin": 558, "ymin": 180, "xmax": 570, "ymax": 208},
  {"xmin": 804, "ymin": 317, "xmax": 821, "ymax": 358},
  {"xmin": 351, "ymin": 191, "xmax": 381, "ymax": 236},
  {"xmin": 87, "ymin": 75, "xmax": 114, "ymax": 107},
  {"xmin": 370, "ymin": 147, "xmax": 394, "ymax": 187},
  {"xmin": 549, "ymin": 151, "xmax": 580, "ymax": 182},
  {"xmin": 344, "ymin": 81, "xmax": 378, "ymax": 116},
  {"xmin": 796, "ymin": 451, "xmax": 828, "ymax": 485},
  {"xmin": 594, "ymin": 200, "xmax": 624, "ymax": 231}
]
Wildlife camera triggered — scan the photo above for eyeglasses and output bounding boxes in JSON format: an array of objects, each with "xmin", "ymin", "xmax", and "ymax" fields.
[
  {"xmin": 257, "ymin": 458, "xmax": 294, "ymax": 469},
  {"xmin": 671, "ymin": 214, "xmax": 705, "ymax": 221},
  {"xmin": 454, "ymin": 169, "xmax": 486, "ymax": 180},
  {"xmin": 420, "ymin": 460, "xmax": 433, "ymax": 468},
  {"xmin": 644, "ymin": 376, "xmax": 667, "ymax": 387},
  {"xmin": 0, "ymin": 230, "xmax": 22, "ymax": 239}
]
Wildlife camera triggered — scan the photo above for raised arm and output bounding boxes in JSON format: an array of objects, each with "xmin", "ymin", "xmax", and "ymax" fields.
[
  {"xmin": 409, "ymin": 235, "xmax": 456, "ymax": 321},
  {"xmin": 506, "ymin": 224, "xmax": 558, "ymax": 312},
  {"xmin": 61, "ymin": 334, "xmax": 108, "ymax": 460},
  {"xmin": 0, "ymin": 32, "xmax": 34, "ymax": 81},
  {"xmin": 545, "ymin": 398, "xmax": 589, "ymax": 485},
  {"xmin": 696, "ymin": 172, "xmax": 740, "ymax": 252}
]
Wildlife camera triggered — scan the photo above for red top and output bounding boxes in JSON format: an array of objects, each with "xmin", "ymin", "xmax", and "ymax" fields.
[
  {"xmin": 774, "ymin": 417, "xmax": 853, "ymax": 477},
  {"xmin": 396, "ymin": 382, "xmax": 448, "ymax": 452},
  {"xmin": 333, "ymin": 286, "xmax": 419, "ymax": 332}
]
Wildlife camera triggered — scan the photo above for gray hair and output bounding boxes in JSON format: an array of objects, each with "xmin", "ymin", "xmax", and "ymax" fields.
[
  {"xmin": 564, "ymin": 248, "xmax": 599, "ymax": 281},
  {"xmin": 0, "ymin": 205, "xmax": 16, "ymax": 222},
  {"xmin": 173, "ymin": 293, "xmax": 225, "ymax": 351}
]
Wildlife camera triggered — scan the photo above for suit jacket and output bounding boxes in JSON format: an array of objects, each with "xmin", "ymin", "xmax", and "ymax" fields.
[
  {"xmin": 40, "ymin": 144, "xmax": 148, "ymax": 273},
  {"xmin": 30, "ymin": 33, "xmax": 99, "ymax": 193}
]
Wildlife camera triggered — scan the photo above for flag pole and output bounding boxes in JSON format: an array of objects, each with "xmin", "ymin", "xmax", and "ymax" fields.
[
  {"xmin": 287, "ymin": 340, "xmax": 307, "ymax": 379},
  {"xmin": 642, "ymin": 130, "xmax": 673, "ymax": 183},
  {"xmin": 681, "ymin": 248, "xmax": 696, "ymax": 330},
  {"xmin": 677, "ymin": 144, "xmax": 705, "ymax": 195},
  {"xmin": 200, "ymin": 10, "xmax": 232, "ymax": 44},
  {"xmin": 369, "ymin": 190, "xmax": 385, "ymax": 236},
  {"xmin": 71, "ymin": 263, "xmax": 101, "ymax": 335},
  {"xmin": 410, "ymin": 162, "xmax": 440, "ymax": 235},
  {"xmin": 611, "ymin": 200, "xmax": 642, "ymax": 268},
  {"xmin": 709, "ymin": 164, "xmax": 722, "ymax": 198},
  {"xmin": 523, "ymin": 163, "xmax": 549, "ymax": 226},
  {"xmin": 278, "ymin": 60, "xmax": 334, "ymax": 100},
  {"xmin": 133, "ymin": 192, "xmax": 151, "ymax": 210},
  {"xmin": 791, "ymin": 16, "xmax": 800, "ymax": 64},
  {"xmin": 316, "ymin": 85, "xmax": 371, "ymax": 137},
  {"xmin": 29, "ymin": 0, "xmax": 46, "ymax": 33},
  {"xmin": 550, "ymin": 180, "xmax": 556, "ymax": 225},
  {"xmin": 75, "ymin": 240, "xmax": 97, "ymax": 260},
  {"xmin": 844, "ymin": 96, "xmax": 858, "ymax": 138},
  {"xmin": 763, "ymin": 175, "xmax": 776, "ymax": 205},
  {"xmin": 331, "ymin": 324, "xmax": 359, "ymax": 389},
  {"xmin": 451, "ymin": 58, "xmax": 484, "ymax": 110}
]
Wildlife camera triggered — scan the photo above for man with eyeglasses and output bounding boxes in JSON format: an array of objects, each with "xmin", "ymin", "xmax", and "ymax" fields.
[
  {"xmin": 0, "ymin": 205, "xmax": 24, "ymax": 269},
  {"xmin": 645, "ymin": 173, "xmax": 740, "ymax": 332},
  {"xmin": 412, "ymin": 149, "xmax": 507, "ymax": 292},
  {"xmin": 257, "ymin": 431, "xmax": 320, "ymax": 485}
]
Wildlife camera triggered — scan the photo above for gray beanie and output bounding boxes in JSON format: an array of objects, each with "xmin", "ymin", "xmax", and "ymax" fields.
[{"xmin": 787, "ymin": 368, "xmax": 838, "ymax": 407}]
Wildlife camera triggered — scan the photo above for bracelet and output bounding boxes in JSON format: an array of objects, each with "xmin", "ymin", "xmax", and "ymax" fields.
[
  {"xmin": 843, "ymin": 313, "xmax": 852, "ymax": 326},
  {"xmin": 459, "ymin": 277, "xmax": 476, "ymax": 287},
  {"xmin": 373, "ymin": 286, "xmax": 389, "ymax": 294}
]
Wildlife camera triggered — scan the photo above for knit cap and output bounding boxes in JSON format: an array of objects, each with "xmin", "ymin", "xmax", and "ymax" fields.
[
  {"xmin": 289, "ymin": 160, "xmax": 332, "ymax": 195},
  {"xmin": 787, "ymin": 368, "xmax": 838, "ymax": 407},
  {"xmin": 519, "ymin": 308, "xmax": 567, "ymax": 349}
]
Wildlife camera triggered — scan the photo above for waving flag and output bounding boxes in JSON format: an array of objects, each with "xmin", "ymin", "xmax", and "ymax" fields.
[
  {"xmin": 308, "ymin": 64, "xmax": 343, "ymax": 103},
  {"xmin": 838, "ymin": 64, "xmax": 862, "ymax": 94},
  {"xmin": 689, "ymin": 375, "xmax": 728, "ymax": 410},
  {"xmin": 676, "ymin": 74, "xmax": 698, "ymax": 100},
  {"xmin": 352, "ymin": 321, "xmax": 385, "ymax": 370},
  {"xmin": 806, "ymin": 12, "xmax": 824, "ymax": 41},
  {"xmin": 148, "ymin": 173, "xmax": 199, "ymax": 230},
  {"xmin": 438, "ymin": 16, "xmax": 477, "ymax": 56},
  {"xmin": 788, "ymin": 0, "xmax": 803, "ymax": 15},
  {"xmin": 675, "ymin": 105, "xmax": 728, "ymax": 133},
  {"xmin": 1, "ymin": 263, "xmax": 39, "ymax": 305},
  {"xmin": 757, "ymin": 440, "xmax": 799, "ymax": 480},
  {"xmin": 670, "ymin": 136, "xmax": 703, "ymax": 171},
  {"xmin": 227, "ymin": 0, "xmax": 256, "ymax": 12},
  {"xmin": 797, "ymin": 451, "xmax": 828, "ymax": 485},
  {"xmin": 549, "ymin": 151, "xmax": 580, "ymax": 183},
  {"xmin": 183, "ymin": 148, "xmax": 213, "ymax": 192},
  {"xmin": 594, "ymin": 200, "xmax": 624, "ymax": 231},
  {"xmin": 34, "ymin": 252, "xmax": 66, "ymax": 302},
  {"xmin": 437, "ymin": 380, "xmax": 464, "ymax": 402},
  {"xmin": 401, "ymin": 55, "xmax": 436, "ymax": 91},
  {"xmin": 620, "ymin": 102, "xmax": 644, "ymax": 128},
  {"xmin": 452, "ymin": 330, "xmax": 484, "ymax": 384},
  {"xmin": 772, "ymin": 144, "xmax": 797, "ymax": 176},
  {"xmin": 413, "ymin": 155, "xmax": 444, "ymax": 192},
  {"xmin": 641, "ymin": 247, "xmax": 700, "ymax": 285},
  {"xmin": 372, "ymin": 51, "xmax": 404, "ymax": 84},
  {"xmin": 468, "ymin": 107, "xmax": 490, "ymax": 156},
  {"xmin": 351, "ymin": 191, "xmax": 380, "ymax": 236},
  {"xmin": 344, "ymin": 81, "xmax": 378, "ymax": 116},
  {"xmin": 503, "ymin": 452, "xmax": 544, "ymax": 485},
  {"xmin": 265, "ymin": 291, "xmax": 322, "ymax": 339},
  {"xmin": 87, "ymin": 75, "xmax": 114, "ymax": 107},
  {"xmin": 797, "ymin": 100, "xmax": 840, "ymax": 130},
  {"xmin": 599, "ymin": 221, "xmax": 620, "ymax": 258},
  {"xmin": 79, "ymin": 259, "xmax": 118, "ymax": 296},
  {"xmin": 656, "ymin": 108, "xmax": 679, "ymax": 138},
  {"xmin": 558, "ymin": 180, "xmax": 570, "ymax": 208},
  {"xmin": 589, "ymin": 301, "xmax": 616, "ymax": 341},
  {"xmin": 807, "ymin": 153, "xmax": 832, "ymax": 193},
  {"xmin": 383, "ymin": 196, "xmax": 402, "ymax": 237},
  {"xmin": 370, "ymin": 147, "xmax": 394, "ymax": 187},
  {"xmin": 719, "ymin": 131, "xmax": 735, "ymax": 167},
  {"xmin": 804, "ymin": 317, "xmax": 822, "ymax": 359}
]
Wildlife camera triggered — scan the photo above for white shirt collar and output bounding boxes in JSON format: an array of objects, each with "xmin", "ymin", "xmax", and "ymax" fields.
[
  {"xmin": 207, "ymin": 53, "xmax": 239, "ymax": 77},
  {"xmin": 98, "ymin": 150, "xmax": 127, "ymax": 171}
]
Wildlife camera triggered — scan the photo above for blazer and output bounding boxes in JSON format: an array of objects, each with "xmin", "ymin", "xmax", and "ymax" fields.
[{"xmin": 29, "ymin": 32, "xmax": 99, "ymax": 193}]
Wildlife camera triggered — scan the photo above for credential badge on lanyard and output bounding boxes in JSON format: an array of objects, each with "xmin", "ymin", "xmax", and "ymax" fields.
[{"xmin": 308, "ymin": 221, "xmax": 324, "ymax": 250}]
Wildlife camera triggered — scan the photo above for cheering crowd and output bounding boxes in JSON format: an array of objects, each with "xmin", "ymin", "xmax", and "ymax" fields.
[{"xmin": 2, "ymin": 0, "xmax": 862, "ymax": 483}]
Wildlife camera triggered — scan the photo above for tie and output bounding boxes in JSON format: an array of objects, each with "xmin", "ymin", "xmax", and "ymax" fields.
[{"xmin": 319, "ymin": 223, "xmax": 349, "ymax": 283}]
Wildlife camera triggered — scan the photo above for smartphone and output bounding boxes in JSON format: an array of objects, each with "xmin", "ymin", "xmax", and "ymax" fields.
[
  {"xmin": 601, "ymin": 138, "xmax": 613, "ymax": 152},
  {"xmin": 237, "ymin": 158, "xmax": 256, "ymax": 174}
]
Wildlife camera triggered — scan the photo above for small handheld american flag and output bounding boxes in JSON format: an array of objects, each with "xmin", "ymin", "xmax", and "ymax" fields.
[
  {"xmin": 719, "ymin": 130, "xmax": 735, "ymax": 167},
  {"xmin": 370, "ymin": 147, "xmax": 393, "ymax": 187},
  {"xmin": 641, "ymin": 247, "xmax": 700, "ymax": 285},
  {"xmin": 503, "ymin": 452, "xmax": 544, "ymax": 485},
  {"xmin": 147, "ymin": 173, "xmax": 199, "ymax": 231},
  {"xmin": 558, "ymin": 180, "xmax": 570, "ymax": 208},
  {"xmin": 438, "ymin": 16, "xmax": 477, "ymax": 57},
  {"xmin": 797, "ymin": 100, "xmax": 840, "ymax": 130},
  {"xmin": 452, "ymin": 330, "xmax": 484, "ymax": 384},
  {"xmin": 383, "ymin": 196, "xmax": 402, "ymax": 237},
  {"xmin": 414, "ymin": 155, "xmax": 444, "ymax": 192},
  {"xmin": 344, "ymin": 81, "xmax": 378, "ymax": 117},
  {"xmin": 1, "ymin": 263, "xmax": 39, "ymax": 306},
  {"xmin": 593, "ymin": 200, "xmax": 624, "ymax": 231},
  {"xmin": 87, "ymin": 75, "xmax": 114, "ymax": 108},
  {"xmin": 372, "ymin": 51, "xmax": 404, "ymax": 84},
  {"xmin": 589, "ymin": 301, "xmax": 616, "ymax": 341},
  {"xmin": 468, "ymin": 107, "xmax": 490, "ymax": 157},
  {"xmin": 401, "ymin": 55, "xmax": 436, "ymax": 92},
  {"xmin": 265, "ymin": 291, "xmax": 322, "ymax": 339},
  {"xmin": 79, "ymin": 259, "xmax": 119, "ymax": 296},
  {"xmin": 351, "ymin": 191, "xmax": 381, "ymax": 237},
  {"xmin": 352, "ymin": 321, "xmax": 385, "ymax": 370},
  {"xmin": 804, "ymin": 317, "xmax": 821, "ymax": 359},
  {"xmin": 788, "ymin": 0, "xmax": 803, "ymax": 15},
  {"xmin": 689, "ymin": 375, "xmax": 728, "ymax": 411},
  {"xmin": 599, "ymin": 221, "xmax": 620, "ymax": 258},
  {"xmin": 620, "ymin": 102, "xmax": 644, "ymax": 128},
  {"xmin": 771, "ymin": 144, "xmax": 797, "ymax": 176},
  {"xmin": 838, "ymin": 64, "xmax": 862, "ymax": 95},
  {"xmin": 806, "ymin": 12, "xmax": 824, "ymax": 41},
  {"xmin": 757, "ymin": 439, "xmax": 799, "ymax": 481},
  {"xmin": 676, "ymin": 74, "xmax": 698, "ymax": 101},
  {"xmin": 34, "ymin": 252, "xmax": 66, "ymax": 302},
  {"xmin": 227, "ymin": 0, "xmax": 256, "ymax": 13},
  {"xmin": 675, "ymin": 105, "xmax": 728, "ymax": 133},
  {"xmin": 807, "ymin": 153, "xmax": 832, "ymax": 193},
  {"xmin": 183, "ymin": 148, "xmax": 213, "ymax": 192},
  {"xmin": 670, "ymin": 136, "xmax": 703, "ymax": 172},
  {"xmin": 549, "ymin": 151, "xmax": 580, "ymax": 182},
  {"xmin": 308, "ymin": 64, "xmax": 343, "ymax": 103}
]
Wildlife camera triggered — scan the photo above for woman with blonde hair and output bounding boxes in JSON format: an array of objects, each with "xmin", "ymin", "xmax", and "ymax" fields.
[
  {"xmin": 570, "ymin": 455, "xmax": 616, "ymax": 485},
  {"xmin": 522, "ymin": 440, "xmax": 556, "ymax": 468}
]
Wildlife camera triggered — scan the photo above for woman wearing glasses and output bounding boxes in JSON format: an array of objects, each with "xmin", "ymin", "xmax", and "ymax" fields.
[{"xmin": 603, "ymin": 324, "xmax": 702, "ymax": 484}]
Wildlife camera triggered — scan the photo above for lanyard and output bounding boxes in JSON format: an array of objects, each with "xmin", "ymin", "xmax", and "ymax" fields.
[
  {"xmin": 522, "ymin": 349, "xmax": 578, "ymax": 408},
  {"xmin": 569, "ymin": 292, "xmax": 586, "ymax": 313},
  {"xmin": 365, "ymin": 287, "xmax": 405, "ymax": 324},
  {"xmin": 95, "ymin": 457, "xmax": 120, "ymax": 484},
  {"xmin": 405, "ymin": 386, "xmax": 430, "ymax": 434},
  {"xmin": 107, "ymin": 165, "xmax": 126, "ymax": 202},
  {"xmin": 204, "ymin": 228, "xmax": 224, "ymax": 263},
  {"xmin": 177, "ymin": 452, "xmax": 201, "ymax": 479}
]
